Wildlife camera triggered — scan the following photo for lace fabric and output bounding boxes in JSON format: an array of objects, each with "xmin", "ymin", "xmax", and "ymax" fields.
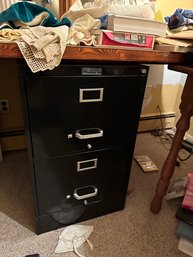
[{"xmin": 17, "ymin": 25, "xmax": 68, "ymax": 73}]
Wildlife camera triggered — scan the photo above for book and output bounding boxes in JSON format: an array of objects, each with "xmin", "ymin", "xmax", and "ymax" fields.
[
  {"xmin": 166, "ymin": 176, "xmax": 188, "ymax": 200},
  {"xmin": 93, "ymin": 30, "xmax": 155, "ymax": 49},
  {"xmin": 134, "ymin": 155, "xmax": 158, "ymax": 172},
  {"xmin": 182, "ymin": 191, "xmax": 193, "ymax": 211},
  {"xmin": 107, "ymin": 15, "xmax": 167, "ymax": 37},
  {"xmin": 178, "ymin": 237, "xmax": 193, "ymax": 257},
  {"xmin": 187, "ymin": 173, "xmax": 193, "ymax": 192},
  {"xmin": 176, "ymin": 221, "xmax": 193, "ymax": 242},
  {"xmin": 175, "ymin": 207, "xmax": 193, "ymax": 226},
  {"xmin": 182, "ymin": 173, "xmax": 193, "ymax": 210}
]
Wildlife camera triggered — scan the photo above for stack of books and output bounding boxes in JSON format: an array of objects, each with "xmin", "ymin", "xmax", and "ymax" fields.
[
  {"xmin": 182, "ymin": 173, "xmax": 193, "ymax": 211},
  {"xmin": 93, "ymin": 14, "xmax": 167, "ymax": 50},
  {"xmin": 175, "ymin": 173, "xmax": 193, "ymax": 256}
]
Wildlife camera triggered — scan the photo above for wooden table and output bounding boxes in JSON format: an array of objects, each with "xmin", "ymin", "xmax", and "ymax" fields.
[
  {"xmin": 1, "ymin": 43, "xmax": 193, "ymax": 64},
  {"xmin": 1, "ymin": 43, "xmax": 193, "ymax": 214}
]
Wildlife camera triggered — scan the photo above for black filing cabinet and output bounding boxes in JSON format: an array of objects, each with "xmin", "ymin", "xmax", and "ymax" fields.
[{"xmin": 19, "ymin": 62, "xmax": 149, "ymax": 234}]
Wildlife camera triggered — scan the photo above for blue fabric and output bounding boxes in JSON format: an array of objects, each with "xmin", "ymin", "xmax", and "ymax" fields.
[
  {"xmin": 165, "ymin": 8, "xmax": 193, "ymax": 29},
  {"xmin": 99, "ymin": 15, "xmax": 109, "ymax": 29},
  {"xmin": 175, "ymin": 8, "xmax": 193, "ymax": 19},
  {"xmin": 0, "ymin": 2, "xmax": 71, "ymax": 29}
]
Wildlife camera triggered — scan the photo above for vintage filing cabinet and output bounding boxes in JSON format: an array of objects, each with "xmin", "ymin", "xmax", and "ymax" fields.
[{"xmin": 19, "ymin": 62, "xmax": 149, "ymax": 234}]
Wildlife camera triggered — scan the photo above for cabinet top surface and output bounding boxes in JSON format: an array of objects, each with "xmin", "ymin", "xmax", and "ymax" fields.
[{"xmin": 1, "ymin": 43, "xmax": 193, "ymax": 65}]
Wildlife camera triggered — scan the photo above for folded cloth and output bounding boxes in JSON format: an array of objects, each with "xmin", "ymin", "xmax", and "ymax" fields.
[
  {"xmin": 17, "ymin": 25, "xmax": 68, "ymax": 72},
  {"xmin": 0, "ymin": 28, "xmax": 21, "ymax": 42},
  {"xmin": 0, "ymin": 2, "xmax": 71, "ymax": 29},
  {"xmin": 67, "ymin": 14, "xmax": 101, "ymax": 45},
  {"xmin": 55, "ymin": 224, "xmax": 94, "ymax": 257}
]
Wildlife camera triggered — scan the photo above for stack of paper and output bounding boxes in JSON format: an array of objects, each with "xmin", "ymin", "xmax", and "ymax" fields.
[{"xmin": 155, "ymin": 30, "xmax": 193, "ymax": 52}]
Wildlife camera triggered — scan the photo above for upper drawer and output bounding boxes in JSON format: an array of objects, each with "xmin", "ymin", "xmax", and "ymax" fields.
[{"xmin": 21, "ymin": 64, "xmax": 148, "ymax": 158}]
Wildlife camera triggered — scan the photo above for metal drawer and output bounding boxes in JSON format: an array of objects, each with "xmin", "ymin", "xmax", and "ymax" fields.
[
  {"xmin": 33, "ymin": 148, "xmax": 131, "ymax": 217},
  {"xmin": 24, "ymin": 67, "xmax": 148, "ymax": 158}
]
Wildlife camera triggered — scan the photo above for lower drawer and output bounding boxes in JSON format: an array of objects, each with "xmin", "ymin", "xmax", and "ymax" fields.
[
  {"xmin": 33, "ymin": 148, "xmax": 132, "ymax": 233},
  {"xmin": 36, "ymin": 194, "xmax": 125, "ymax": 234}
]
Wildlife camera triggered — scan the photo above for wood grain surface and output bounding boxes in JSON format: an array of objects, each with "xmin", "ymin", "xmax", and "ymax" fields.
[{"xmin": 1, "ymin": 43, "xmax": 193, "ymax": 64}]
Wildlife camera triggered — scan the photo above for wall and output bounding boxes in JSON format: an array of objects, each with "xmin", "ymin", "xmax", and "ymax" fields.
[
  {"xmin": 34, "ymin": 0, "xmax": 59, "ymax": 17},
  {"xmin": 139, "ymin": 65, "xmax": 185, "ymax": 132},
  {"xmin": 139, "ymin": 0, "xmax": 193, "ymax": 139},
  {"xmin": 156, "ymin": 0, "xmax": 193, "ymax": 16},
  {"xmin": 0, "ymin": 59, "xmax": 26, "ymax": 151}
]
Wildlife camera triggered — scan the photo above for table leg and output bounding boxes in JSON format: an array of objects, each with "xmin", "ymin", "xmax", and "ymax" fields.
[{"xmin": 150, "ymin": 74, "xmax": 193, "ymax": 214}]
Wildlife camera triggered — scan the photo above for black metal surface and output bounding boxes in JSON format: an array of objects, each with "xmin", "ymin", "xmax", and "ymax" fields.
[
  {"xmin": 24, "ymin": 67, "xmax": 148, "ymax": 158},
  {"xmin": 19, "ymin": 63, "xmax": 149, "ymax": 234}
]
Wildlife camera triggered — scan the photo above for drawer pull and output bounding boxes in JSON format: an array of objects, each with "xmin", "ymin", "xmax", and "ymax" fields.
[
  {"xmin": 77, "ymin": 158, "xmax": 97, "ymax": 172},
  {"xmin": 74, "ymin": 185, "xmax": 98, "ymax": 200},
  {"xmin": 79, "ymin": 88, "xmax": 104, "ymax": 103},
  {"xmin": 75, "ymin": 128, "xmax": 103, "ymax": 140}
]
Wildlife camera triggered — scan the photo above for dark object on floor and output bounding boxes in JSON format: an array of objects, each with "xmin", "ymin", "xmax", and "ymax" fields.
[
  {"xmin": 176, "ymin": 207, "xmax": 193, "ymax": 226},
  {"xmin": 181, "ymin": 140, "xmax": 193, "ymax": 154},
  {"xmin": 25, "ymin": 254, "xmax": 40, "ymax": 257}
]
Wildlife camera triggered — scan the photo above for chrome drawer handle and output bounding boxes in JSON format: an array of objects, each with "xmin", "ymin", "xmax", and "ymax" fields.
[
  {"xmin": 73, "ymin": 185, "xmax": 98, "ymax": 200},
  {"xmin": 75, "ymin": 128, "xmax": 103, "ymax": 140},
  {"xmin": 79, "ymin": 88, "xmax": 104, "ymax": 103},
  {"xmin": 77, "ymin": 158, "xmax": 97, "ymax": 172}
]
